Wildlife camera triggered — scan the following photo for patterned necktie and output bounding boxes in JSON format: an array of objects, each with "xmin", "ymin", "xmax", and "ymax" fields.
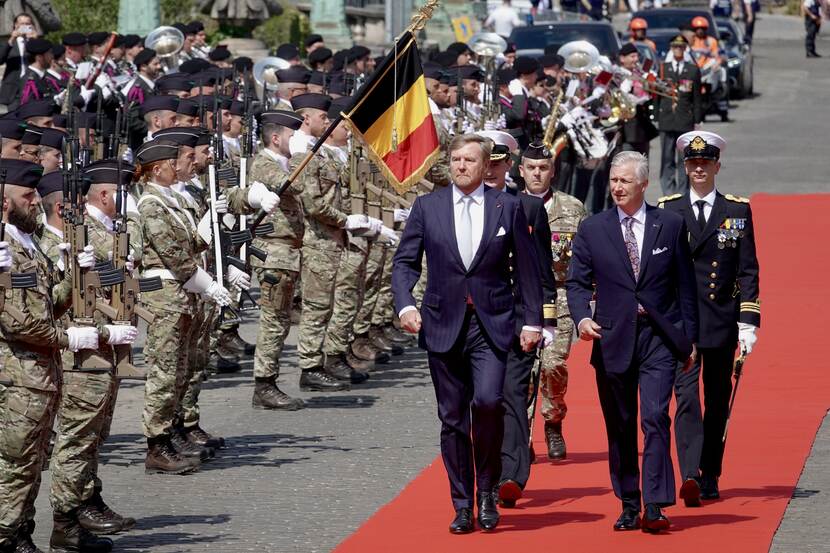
[
  {"xmin": 624, "ymin": 216, "xmax": 640, "ymax": 281},
  {"xmin": 695, "ymin": 200, "xmax": 708, "ymax": 230},
  {"xmin": 459, "ymin": 195, "xmax": 474, "ymax": 269}
]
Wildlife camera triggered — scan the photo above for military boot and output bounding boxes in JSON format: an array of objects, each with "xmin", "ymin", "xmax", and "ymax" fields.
[
  {"xmin": 13, "ymin": 523, "xmax": 43, "ymax": 553},
  {"xmin": 49, "ymin": 511, "xmax": 113, "ymax": 553},
  {"xmin": 345, "ymin": 348, "xmax": 374, "ymax": 372},
  {"xmin": 184, "ymin": 424, "xmax": 226, "ymax": 449},
  {"xmin": 299, "ymin": 369, "xmax": 350, "ymax": 392},
  {"xmin": 218, "ymin": 328, "xmax": 256, "ymax": 356},
  {"xmin": 144, "ymin": 436, "xmax": 199, "ymax": 475},
  {"xmin": 352, "ymin": 333, "xmax": 390, "ymax": 364},
  {"xmin": 90, "ymin": 490, "xmax": 135, "ymax": 532},
  {"xmin": 544, "ymin": 422, "xmax": 567, "ymax": 460},
  {"xmin": 384, "ymin": 325, "xmax": 412, "ymax": 345},
  {"xmin": 75, "ymin": 504, "xmax": 121, "ymax": 535},
  {"xmin": 252, "ymin": 377, "xmax": 305, "ymax": 410},
  {"xmin": 170, "ymin": 427, "xmax": 213, "ymax": 461},
  {"xmin": 370, "ymin": 325, "xmax": 404, "ymax": 356},
  {"xmin": 209, "ymin": 344, "xmax": 241, "ymax": 374},
  {"xmin": 325, "ymin": 354, "xmax": 369, "ymax": 384}
]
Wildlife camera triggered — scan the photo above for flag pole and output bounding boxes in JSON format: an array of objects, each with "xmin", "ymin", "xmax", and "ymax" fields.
[{"xmin": 249, "ymin": 0, "xmax": 441, "ymax": 233}]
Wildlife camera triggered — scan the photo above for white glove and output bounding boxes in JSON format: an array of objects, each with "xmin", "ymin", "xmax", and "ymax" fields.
[
  {"xmin": 379, "ymin": 226, "xmax": 398, "ymax": 246},
  {"xmin": 79, "ymin": 86, "xmax": 95, "ymax": 106},
  {"xmin": 738, "ymin": 322, "xmax": 757, "ymax": 355},
  {"xmin": 484, "ymin": 118, "xmax": 498, "ymax": 131},
  {"xmin": 95, "ymin": 74, "xmax": 113, "ymax": 100},
  {"xmin": 345, "ymin": 214, "xmax": 370, "ymax": 231},
  {"xmin": 54, "ymin": 89, "xmax": 66, "ymax": 106},
  {"xmin": 0, "ymin": 241, "xmax": 11, "ymax": 269},
  {"xmin": 205, "ymin": 280, "xmax": 232, "ymax": 307},
  {"xmin": 542, "ymin": 326, "xmax": 557, "ymax": 348},
  {"xmin": 393, "ymin": 208, "xmax": 410, "ymax": 223},
  {"xmin": 76, "ymin": 245, "xmax": 96, "ymax": 269},
  {"xmin": 227, "ymin": 265, "xmax": 251, "ymax": 291},
  {"xmin": 105, "ymin": 324, "xmax": 138, "ymax": 345},
  {"xmin": 66, "ymin": 326, "xmax": 100, "ymax": 352},
  {"xmin": 214, "ymin": 193, "xmax": 229, "ymax": 214},
  {"xmin": 367, "ymin": 217, "xmax": 384, "ymax": 234},
  {"xmin": 247, "ymin": 181, "xmax": 280, "ymax": 214},
  {"xmin": 125, "ymin": 252, "xmax": 136, "ymax": 274}
]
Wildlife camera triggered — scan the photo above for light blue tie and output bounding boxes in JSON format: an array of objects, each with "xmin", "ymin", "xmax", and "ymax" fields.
[{"xmin": 459, "ymin": 195, "xmax": 474, "ymax": 269}]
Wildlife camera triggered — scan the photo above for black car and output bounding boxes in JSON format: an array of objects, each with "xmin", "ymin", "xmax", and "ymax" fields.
[
  {"xmin": 630, "ymin": 8, "xmax": 719, "ymax": 38},
  {"xmin": 509, "ymin": 21, "xmax": 622, "ymax": 59},
  {"xmin": 716, "ymin": 17, "xmax": 754, "ymax": 98}
]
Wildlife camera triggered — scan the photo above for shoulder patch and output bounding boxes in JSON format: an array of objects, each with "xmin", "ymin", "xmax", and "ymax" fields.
[
  {"xmin": 725, "ymin": 193, "xmax": 750, "ymax": 203},
  {"xmin": 657, "ymin": 193, "xmax": 683, "ymax": 204}
]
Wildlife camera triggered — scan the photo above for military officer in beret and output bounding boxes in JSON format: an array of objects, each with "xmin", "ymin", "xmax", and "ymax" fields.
[{"xmin": 659, "ymin": 131, "xmax": 760, "ymax": 505}]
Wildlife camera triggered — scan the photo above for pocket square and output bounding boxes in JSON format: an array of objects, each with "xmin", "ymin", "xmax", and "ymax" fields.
[
  {"xmin": 496, "ymin": 226, "xmax": 507, "ymax": 237},
  {"xmin": 652, "ymin": 246, "xmax": 668, "ymax": 255}
]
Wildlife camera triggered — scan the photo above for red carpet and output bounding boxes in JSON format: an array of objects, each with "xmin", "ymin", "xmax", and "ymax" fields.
[{"xmin": 335, "ymin": 194, "xmax": 830, "ymax": 553}]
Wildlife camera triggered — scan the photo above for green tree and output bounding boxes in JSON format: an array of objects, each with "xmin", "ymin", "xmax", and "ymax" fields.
[{"xmin": 252, "ymin": 5, "xmax": 310, "ymax": 53}]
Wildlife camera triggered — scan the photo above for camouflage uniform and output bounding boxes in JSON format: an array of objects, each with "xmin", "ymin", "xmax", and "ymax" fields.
[
  {"xmin": 137, "ymin": 183, "xmax": 205, "ymax": 439},
  {"xmin": 370, "ymin": 243, "xmax": 395, "ymax": 328},
  {"xmin": 353, "ymin": 241, "xmax": 385, "ymax": 337},
  {"xmin": 539, "ymin": 190, "xmax": 587, "ymax": 424},
  {"xmin": 247, "ymin": 150, "xmax": 304, "ymax": 379},
  {"xmin": 293, "ymin": 147, "xmax": 348, "ymax": 370},
  {"xmin": 0, "ymin": 227, "xmax": 72, "ymax": 548}
]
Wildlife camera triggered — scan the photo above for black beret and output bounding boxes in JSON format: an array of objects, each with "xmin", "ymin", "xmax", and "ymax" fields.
[
  {"xmin": 172, "ymin": 23, "xmax": 188, "ymax": 34},
  {"xmin": 123, "ymin": 34, "xmax": 142, "ymax": 48},
  {"xmin": 522, "ymin": 142, "xmax": 552, "ymax": 160},
  {"xmin": 422, "ymin": 62, "xmax": 443, "ymax": 80},
  {"xmin": 176, "ymin": 98, "xmax": 200, "ymax": 117},
  {"xmin": 52, "ymin": 114, "xmax": 67, "ymax": 128},
  {"xmin": 276, "ymin": 43, "xmax": 299, "ymax": 60},
  {"xmin": 187, "ymin": 21, "xmax": 204, "ymax": 34},
  {"xmin": 208, "ymin": 45, "xmax": 231, "ymax": 61},
  {"xmin": 276, "ymin": 67, "xmax": 310, "ymax": 84},
  {"xmin": 62, "ymin": 32, "xmax": 87, "ymax": 47},
  {"xmin": 87, "ymin": 32, "xmax": 110, "ymax": 47},
  {"xmin": 447, "ymin": 42, "xmax": 472, "ymax": 56},
  {"xmin": 152, "ymin": 127, "xmax": 200, "ymax": 148},
  {"xmin": 156, "ymin": 74, "xmax": 194, "ymax": 93},
  {"xmin": 331, "ymin": 50, "xmax": 348, "ymax": 71},
  {"xmin": 514, "ymin": 56, "xmax": 539, "ymax": 76},
  {"xmin": 308, "ymin": 70, "xmax": 325, "ymax": 87},
  {"xmin": 327, "ymin": 96, "xmax": 353, "ymax": 120},
  {"xmin": 17, "ymin": 100, "xmax": 58, "ymax": 120},
  {"xmin": 83, "ymin": 159, "xmax": 135, "ymax": 186},
  {"xmin": 2, "ymin": 158, "xmax": 43, "ymax": 188},
  {"xmin": 290, "ymin": 93, "xmax": 331, "ymax": 112},
  {"xmin": 305, "ymin": 34, "xmax": 323, "ymax": 48},
  {"xmin": 497, "ymin": 67, "xmax": 516, "ymax": 86},
  {"xmin": 233, "ymin": 56, "xmax": 253, "ymax": 72},
  {"xmin": 229, "ymin": 100, "xmax": 245, "ymax": 117},
  {"xmin": 347, "ymin": 45, "xmax": 370, "ymax": 63},
  {"xmin": 433, "ymin": 50, "xmax": 457, "ymax": 68},
  {"xmin": 0, "ymin": 119, "xmax": 27, "ymax": 141},
  {"xmin": 451, "ymin": 65, "xmax": 484, "ymax": 82},
  {"xmin": 188, "ymin": 95, "xmax": 231, "ymax": 112},
  {"xmin": 140, "ymin": 94, "xmax": 180, "ymax": 116},
  {"xmin": 40, "ymin": 128, "xmax": 66, "ymax": 151},
  {"xmin": 22, "ymin": 125, "xmax": 43, "ymax": 145},
  {"xmin": 37, "ymin": 170, "xmax": 63, "ymax": 197},
  {"xmin": 25, "ymin": 38, "xmax": 52, "ymax": 56},
  {"xmin": 134, "ymin": 48, "xmax": 157, "ymax": 68},
  {"xmin": 113, "ymin": 35, "xmax": 126, "ymax": 48},
  {"xmin": 308, "ymin": 47, "xmax": 332, "ymax": 65},
  {"xmin": 260, "ymin": 110, "xmax": 303, "ymax": 130},
  {"xmin": 438, "ymin": 70, "xmax": 455, "ymax": 86},
  {"xmin": 619, "ymin": 43, "xmax": 638, "ymax": 57},
  {"xmin": 326, "ymin": 72, "xmax": 349, "ymax": 96},
  {"xmin": 51, "ymin": 44, "xmax": 65, "ymax": 58},
  {"xmin": 135, "ymin": 139, "xmax": 179, "ymax": 164},
  {"xmin": 191, "ymin": 71, "xmax": 217, "ymax": 88},
  {"xmin": 194, "ymin": 128, "xmax": 211, "ymax": 146},
  {"xmin": 504, "ymin": 42, "xmax": 517, "ymax": 54},
  {"xmin": 179, "ymin": 58, "xmax": 211, "ymax": 74},
  {"xmin": 539, "ymin": 54, "xmax": 563, "ymax": 68}
]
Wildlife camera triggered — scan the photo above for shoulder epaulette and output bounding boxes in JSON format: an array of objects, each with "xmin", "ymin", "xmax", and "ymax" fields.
[
  {"xmin": 657, "ymin": 193, "xmax": 682, "ymax": 206},
  {"xmin": 725, "ymin": 193, "xmax": 750, "ymax": 203}
]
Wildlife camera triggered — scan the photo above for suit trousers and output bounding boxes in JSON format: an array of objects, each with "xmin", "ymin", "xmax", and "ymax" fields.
[
  {"xmin": 500, "ymin": 340, "xmax": 536, "ymax": 489},
  {"xmin": 805, "ymin": 18, "xmax": 819, "ymax": 55},
  {"xmin": 595, "ymin": 318, "xmax": 677, "ymax": 510},
  {"xmin": 660, "ymin": 131, "xmax": 689, "ymax": 196},
  {"xmin": 428, "ymin": 311, "xmax": 508, "ymax": 509}
]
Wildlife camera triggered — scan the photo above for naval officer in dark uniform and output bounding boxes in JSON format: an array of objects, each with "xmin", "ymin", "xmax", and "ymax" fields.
[{"xmin": 659, "ymin": 131, "xmax": 760, "ymax": 505}]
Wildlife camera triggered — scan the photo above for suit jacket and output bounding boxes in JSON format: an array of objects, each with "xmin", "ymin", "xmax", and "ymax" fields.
[
  {"xmin": 0, "ymin": 40, "xmax": 25, "ymax": 106},
  {"xmin": 566, "ymin": 204, "xmax": 699, "ymax": 373},
  {"xmin": 392, "ymin": 184, "xmax": 543, "ymax": 354},
  {"xmin": 660, "ymin": 191, "xmax": 760, "ymax": 348},
  {"xmin": 514, "ymin": 192, "xmax": 557, "ymax": 334},
  {"xmin": 657, "ymin": 61, "xmax": 702, "ymax": 132},
  {"xmin": 622, "ymin": 103, "xmax": 659, "ymax": 144}
]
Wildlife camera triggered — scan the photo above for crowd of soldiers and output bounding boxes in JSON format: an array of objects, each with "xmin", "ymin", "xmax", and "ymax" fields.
[{"xmin": 0, "ymin": 7, "xmax": 751, "ymax": 552}]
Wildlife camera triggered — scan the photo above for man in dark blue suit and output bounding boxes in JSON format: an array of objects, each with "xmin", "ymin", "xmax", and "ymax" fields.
[
  {"xmin": 566, "ymin": 151, "xmax": 699, "ymax": 533},
  {"xmin": 392, "ymin": 134, "xmax": 543, "ymax": 534}
]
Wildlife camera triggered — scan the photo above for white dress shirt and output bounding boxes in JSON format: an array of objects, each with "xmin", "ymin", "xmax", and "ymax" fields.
[
  {"xmin": 484, "ymin": 5, "xmax": 522, "ymax": 37},
  {"xmin": 452, "ymin": 182, "xmax": 486, "ymax": 263},
  {"xmin": 689, "ymin": 187, "xmax": 717, "ymax": 224},
  {"xmin": 617, "ymin": 202, "xmax": 646, "ymax": 260}
]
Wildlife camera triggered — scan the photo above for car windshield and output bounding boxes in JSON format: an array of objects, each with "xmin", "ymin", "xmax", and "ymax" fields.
[
  {"xmin": 511, "ymin": 26, "xmax": 618, "ymax": 56},
  {"xmin": 637, "ymin": 11, "xmax": 705, "ymax": 31},
  {"xmin": 717, "ymin": 24, "xmax": 740, "ymax": 48}
]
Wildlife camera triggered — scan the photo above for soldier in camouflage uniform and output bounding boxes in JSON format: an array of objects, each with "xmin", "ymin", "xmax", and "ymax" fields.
[
  {"xmin": 519, "ymin": 147, "xmax": 586, "ymax": 461},
  {"xmin": 0, "ymin": 159, "xmax": 115, "ymax": 553},
  {"xmin": 350, "ymin": 238, "xmax": 391, "ymax": 366}
]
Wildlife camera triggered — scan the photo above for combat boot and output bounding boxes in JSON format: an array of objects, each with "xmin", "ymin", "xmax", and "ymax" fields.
[
  {"xmin": 208, "ymin": 344, "xmax": 241, "ymax": 374},
  {"xmin": 299, "ymin": 369, "xmax": 350, "ymax": 392},
  {"xmin": 218, "ymin": 328, "xmax": 256, "ymax": 356},
  {"xmin": 544, "ymin": 422, "xmax": 567, "ymax": 460},
  {"xmin": 252, "ymin": 377, "xmax": 305, "ymax": 410},
  {"xmin": 170, "ymin": 427, "xmax": 213, "ymax": 461},
  {"xmin": 345, "ymin": 348, "xmax": 374, "ymax": 372},
  {"xmin": 352, "ymin": 333, "xmax": 390, "ymax": 364},
  {"xmin": 49, "ymin": 511, "xmax": 113, "ymax": 553},
  {"xmin": 370, "ymin": 325, "xmax": 404, "ymax": 356},
  {"xmin": 144, "ymin": 436, "xmax": 199, "ymax": 475},
  {"xmin": 13, "ymin": 523, "xmax": 43, "ymax": 553},
  {"xmin": 384, "ymin": 325, "xmax": 413, "ymax": 345},
  {"xmin": 325, "ymin": 354, "xmax": 369, "ymax": 384},
  {"xmin": 184, "ymin": 424, "xmax": 226, "ymax": 449},
  {"xmin": 90, "ymin": 489, "xmax": 135, "ymax": 532},
  {"xmin": 75, "ymin": 504, "xmax": 121, "ymax": 536}
]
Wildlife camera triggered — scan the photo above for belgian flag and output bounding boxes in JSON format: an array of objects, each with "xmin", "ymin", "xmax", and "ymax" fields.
[{"xmin": 341, "ymin": 31, "xmax": 440, "ymax": 194}]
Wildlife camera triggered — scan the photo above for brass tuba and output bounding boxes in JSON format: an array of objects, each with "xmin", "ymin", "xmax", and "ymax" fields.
[
  {"xmin": 468, "ymin": 32, "xmax": 507, "ymax": 130},
  {"xmin": 557, "ymin": 40, "xmax": 600, "ymax": 74},
  {"xmin": 253, "ymin": 56, "xmax": 291, "ymax": 106},
  {"xmin": 144, "ymin": 26, "xmax": 184, "ymax": 74}
]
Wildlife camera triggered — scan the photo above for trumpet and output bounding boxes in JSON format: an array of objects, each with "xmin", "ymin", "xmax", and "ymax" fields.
[{"xmin": 610, "ymin": 65, "xmax": 677, "ymax": 101}]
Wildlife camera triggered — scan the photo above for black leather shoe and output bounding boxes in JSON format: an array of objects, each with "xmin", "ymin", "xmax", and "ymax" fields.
[
  {"xmin": 449, "ymin": 508, "xmax": 474, "ymax": 534},
  {"xmin": 700, "ymin": 474, "xmax": 720, "ymax": 499},
  {"xmin": 641, "ymin": 503, "xmax": 670, "ymax": 533},
  {"xmin": 613, "ymin": 508, "xmax": 640, "ymax": 531},
  {"xmin": 497, "ymin": 480, "xmax": 522, "ymax": 508},
  {"xmin": 680, "ymin": 477, "xmax": 702, "ymax": 507},
  {"xmin": 299, "ymin": 370, "xmax": 350, "ymax": 391},
  {"xmin": 476, "ymin": 491, "xmax": 500, "ymax": 532}
]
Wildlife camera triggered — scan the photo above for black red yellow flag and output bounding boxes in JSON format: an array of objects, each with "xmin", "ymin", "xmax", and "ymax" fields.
[{"xmin": 341, "ymin": 31, "xmax": 440, "ymax": 194}]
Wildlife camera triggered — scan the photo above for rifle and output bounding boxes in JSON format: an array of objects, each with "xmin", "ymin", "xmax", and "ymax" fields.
[
  {"xmin": 454, "ymin": 68, "xmax": 466, "ymax": 135},
  {"xmin": 94, "ymin": 91, "xmax": 104, "ymax": 161},
  {"xmin": 348, "ymin": 140, "xmax": 366, "ymax": 217},
  {"xmin": 722, "ymin": 350, "xmax": 747, "ymax": 445}
]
